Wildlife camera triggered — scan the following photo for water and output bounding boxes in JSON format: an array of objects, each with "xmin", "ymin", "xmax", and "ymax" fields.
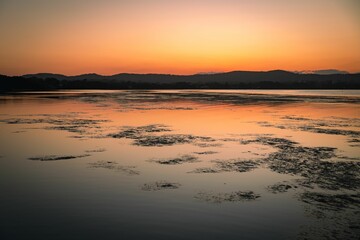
[{"xmin": 0, "ymin": 90, "xmax": 359, "ymax": 240}]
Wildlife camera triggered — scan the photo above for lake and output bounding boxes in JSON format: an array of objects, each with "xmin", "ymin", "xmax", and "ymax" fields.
[{"xmin": 0, "ymin": 90, "xmax": 359, "ymax": 240}]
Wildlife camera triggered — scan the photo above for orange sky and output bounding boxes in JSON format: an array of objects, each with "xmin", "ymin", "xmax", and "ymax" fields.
[{"xmin": 0, "ymin": 0, "xmax": 359, "ymax": 75}]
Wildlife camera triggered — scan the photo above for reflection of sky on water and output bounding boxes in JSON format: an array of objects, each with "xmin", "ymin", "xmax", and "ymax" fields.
[{"xmin": 0, "ymin": 90, "xmax": 359, "ymax": 240}]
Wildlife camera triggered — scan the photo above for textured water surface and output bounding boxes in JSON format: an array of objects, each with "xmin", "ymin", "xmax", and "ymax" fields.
[{"xmin": 0, "ymin": 90, "xmax": 359, "ymax": 240}]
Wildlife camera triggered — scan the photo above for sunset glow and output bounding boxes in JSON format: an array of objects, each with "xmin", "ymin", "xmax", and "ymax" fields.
[{"xmin": 1, "ymin": 0, "xmax": 359, "ymax": 75}]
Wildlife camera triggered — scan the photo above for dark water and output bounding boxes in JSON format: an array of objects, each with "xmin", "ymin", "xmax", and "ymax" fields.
[{"xmin": 0, "ymin": 90, "xmax": 359, "ymax": 240}]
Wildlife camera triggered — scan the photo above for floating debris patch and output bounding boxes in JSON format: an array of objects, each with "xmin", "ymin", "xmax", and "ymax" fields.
[
  {"xmin": 195, "ymin": 191, "xmax": 260, "ymax": 203},
  {"xmin": 282, "ymin": 116, "xmax": 360, "ymax": 128},
  {"xmin": 28, "ymin": 154, "xmax": 91, "ymax": 161},
  {"xmin": 108, "ymin": 124, "xmax": 171, "ymax": 139},
  {"xmin": 242, "ymin": 136, "xmax": 360, "ymax": 190},
  {"xmin": 240, "ymin": 136, "xmax": 297, "ymax": 149},
  {"xmin": 85, "ymin": 148, "xmax": 106, "ymax": 153},
  {"xmin": 152, "ymin": 154, "xmax": 199, "ymax": 165},
  {"xmin": 1, "ymin": 118, "xmax": 45, "ymax": 124},
  {"xmin": 297, "ymin": 192, "xmax": 360, "ymax": 240},
  {"xmin": 193, "ymin": 142, "xmax": 223, "ymax": 148},
  {"xmin": 141, "ymin": 181, "xmax": 181, "ymax": 191},
  {"xmin": 133, "ymin": 135, "xmax": 217, "ymax": 147},
  {"xmin": 267, "ymin": 182, "xmax": 298, "ymax": 194},
  {"xmin": 0, "ymin": 116, "xmax": 109, "ymax": 137},
  {"xmin": 109, "ymin": 124, "xmax": 217, "ymax": 147},
  {"xmin": 190, "ymin": 159, "xmax": 261, "ymax": 174},
  {"xmin": 256, "ymin": 116, "xmax": 360, "ymax": 142},
  {"xmin": 133, "ymin": 134, "xmax": 198, "ymax": 147},
  {"xmin": 299, "ymin": 126, "xmax": 360, "ymax": 138},
  {"xmin": 214, "ymin": 159, "xmax": 261, "ymax": 172},
  {"xmin": 130, "ymin": 106, "xmax": 195, "ymax": 111},
  {"xmin": 44, "ymin": 118, "xmax": 108, "ymax": 135},
  {"xmin": 12, "ymin": 130, "xmax": 27, "ymax": 134},
  {"xmin": 193, "ymin": 151, "xmax": 218, "ymax": 155},
  {"xmin": 300, "ymin": 192, "xmax": 360, "ymax": 211},
  {"xmin": 189, "ymin": 168, "xmax": 221, "ymax": 173},
  {"xmin": 88, "ymin": 161, "xmax": 139, "ymax": 175},
  {"xmin": 267, "ymin": 147, "xmax": 360, "ymax": 190},
  {"xmin": 348, "ymin": 138, "xmax": 360, "ymax": 147}
]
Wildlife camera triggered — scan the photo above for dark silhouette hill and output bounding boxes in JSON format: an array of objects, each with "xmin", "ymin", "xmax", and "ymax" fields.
[
  {"xmin": 1, "ymin": 70, "xmax": 359, "ymax": 91},
  {"xmin": 22, "ymin": 73, "xmax": 68, "ymax": 80}
]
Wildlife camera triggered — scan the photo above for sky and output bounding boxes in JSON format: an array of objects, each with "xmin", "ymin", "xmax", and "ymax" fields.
[{"xmin": 0, "ymin": 0, "xmax": 359, "ymax": 75}]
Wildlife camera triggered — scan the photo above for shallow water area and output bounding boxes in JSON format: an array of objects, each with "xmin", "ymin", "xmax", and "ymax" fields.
[{"xmin": 0, "ymin": 90, "xmax": 359, "ymax": 240}]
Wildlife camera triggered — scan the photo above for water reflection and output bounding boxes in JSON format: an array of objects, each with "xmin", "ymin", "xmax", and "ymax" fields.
[{"xmin": 0, "ymin": 90, "xmax": 359, "ymax": 240}]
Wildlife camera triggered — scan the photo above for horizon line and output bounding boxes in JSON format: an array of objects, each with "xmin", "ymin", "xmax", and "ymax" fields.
[{"xmin": 5, "ymin": 69, "xmax": 357, "ymax": 77}]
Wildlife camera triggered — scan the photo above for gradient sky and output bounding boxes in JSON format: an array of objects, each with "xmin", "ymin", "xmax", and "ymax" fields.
[{"xmin": 1, "ymin": 0, "xmax": 359, "ymax": 75}]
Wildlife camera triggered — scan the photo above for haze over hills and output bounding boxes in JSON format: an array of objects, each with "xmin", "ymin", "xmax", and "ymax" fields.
[
  {"xmin": 1, "ymin": 70, "xmax": 359, "ymax": 91},
  {"xmin": 293, "ymin": 69, "xmax": 350, "ymax": 75}
]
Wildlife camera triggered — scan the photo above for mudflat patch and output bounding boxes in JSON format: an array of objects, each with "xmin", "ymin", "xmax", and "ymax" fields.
[
  {"xmin": 88, "ymin": 161, "xmax": 140, "ymax": 175},
  {"xmin": 109, "ymin": 124, "xmax": 217, "ymax": 147},
  {"xmin": 195, "ymin": 191, "xmax": 260, "ymax": 203},
  {"xmin": 151, "ymin": 154, "xmax": 199, "ymax": 165},
  {"xmin": 28, "ymin": 154, "xmax": 91, "ymax": 161},
  {"xmin": 190, "ymin": 159, "xmax": 261, "ymax": 173},
  {"xmin": 141, "ymin": 181, "xmax": 181, "ymax": 191}
]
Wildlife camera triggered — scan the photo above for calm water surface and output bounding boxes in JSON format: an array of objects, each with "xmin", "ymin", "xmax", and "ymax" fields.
[{"xmin": 0, "ymin": 90, "xmax": 359, "ymax": 240}]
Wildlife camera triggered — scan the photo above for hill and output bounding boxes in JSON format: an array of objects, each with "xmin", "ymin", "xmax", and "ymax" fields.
[{"xmin": 1, "ymin": 70, "xmax": 359, "ymax": 91}]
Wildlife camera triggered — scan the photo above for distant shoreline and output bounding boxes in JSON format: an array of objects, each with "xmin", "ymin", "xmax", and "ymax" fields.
[{"xmin": 1, "ymin": 70, "xmax": 359, "ymax": 91}]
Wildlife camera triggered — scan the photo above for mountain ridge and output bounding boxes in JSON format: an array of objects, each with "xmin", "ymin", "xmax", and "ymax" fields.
[
  {"xmin": 2, "ymin": 70, "xmax": 359, "ymax": 91},
  {"xmin": 21, "ymin": 70, "xmax": 358, "ymax": 83}
]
